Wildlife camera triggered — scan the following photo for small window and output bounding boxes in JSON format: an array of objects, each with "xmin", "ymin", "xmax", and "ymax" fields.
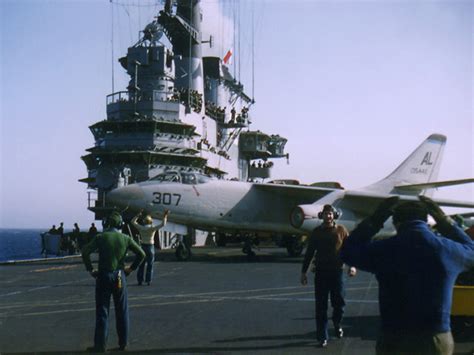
[
  {"xmin": 150, "ymin": 171, "xmax": 181, "ymax": 183},
  {"xmin": 182, "ymin": 173, "xmax": 197, "ymax": 185}
]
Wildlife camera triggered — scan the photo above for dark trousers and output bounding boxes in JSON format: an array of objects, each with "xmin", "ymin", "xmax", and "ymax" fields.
[
  {"xmin": 137, "ymin": 244, "xmax": 155, "ymax": 284},
  {"xmin": 314, "ymin": 269, "xmax": 345, "ymax": 341},
  {"xmin": 376, "ymin": 330, "xmax": 454, "ymax": 355},
  {"xmin": 94, "ymin": 270, "xmax": 129, "ymax": 350}
]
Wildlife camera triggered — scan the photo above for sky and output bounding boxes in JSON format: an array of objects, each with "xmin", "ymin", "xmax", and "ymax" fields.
[{"xmin": 1, "ymin": 0, "xmax": 472, "ymax": 229}]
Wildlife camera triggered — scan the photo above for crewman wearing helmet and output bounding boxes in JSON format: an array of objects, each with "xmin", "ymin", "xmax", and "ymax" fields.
[
  {"xmin": 300, "ymin": 204, "xmax": 357, "ymax": 348},
  {"xmin": 82, "ymin": 211, "xmax": 145, "ymax": 353},
  {"xmin": 131, "ymin": 209, "xmax": 169, "ymax": 286}
]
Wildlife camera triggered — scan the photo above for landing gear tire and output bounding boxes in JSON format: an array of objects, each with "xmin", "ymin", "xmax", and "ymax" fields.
[
  {"xmin": 242, "ymin": 245, "xmax": 251, "ymax": 254},
  {"xmin": 175, "ymin": 244, "xmax": 191, "ymax": 261},
  {"xmin": 242, "ymin": 244, "xmax": 256, "ymax": 260},
  {"xmin": 286, "ymin": 238, "xmax": 304, "ymax": 257}
]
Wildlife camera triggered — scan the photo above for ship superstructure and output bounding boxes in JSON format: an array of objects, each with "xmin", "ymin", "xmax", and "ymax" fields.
[{"xmin": 81, "ymin": 0, "xmax": 288, "ymax": 220}]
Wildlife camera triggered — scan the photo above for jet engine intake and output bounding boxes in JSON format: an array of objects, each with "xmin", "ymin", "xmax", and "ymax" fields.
[{"xmin": 290, "ymin": 204, "xmax": 326, "ymax": 230}]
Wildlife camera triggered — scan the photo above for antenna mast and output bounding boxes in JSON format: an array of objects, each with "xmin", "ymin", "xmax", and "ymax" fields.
[
  {"xmin": 238, "ymin": 0, "xmax": 241, "ymax": 83},
  {"xmin": 251, "ymin": 2, "xmax": 255, "ymax": 102},
  {"xmin": 111, "ymin": 0, "xmax": 115, "ymax": 93},
  {"xmin": 233, "ymin": 0, "xmax": 236, "ymax": 78}
]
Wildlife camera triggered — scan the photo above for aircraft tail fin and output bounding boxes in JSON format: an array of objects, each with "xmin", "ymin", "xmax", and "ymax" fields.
[{"xmin": 364, "ymin": 134, "xmax": 446, "ymax": 196}]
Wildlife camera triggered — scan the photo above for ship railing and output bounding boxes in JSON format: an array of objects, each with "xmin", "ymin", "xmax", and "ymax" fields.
[
  {"xmin": 107, "ymin": 90, "xmax": 176, "ymax": 105},
  {"xmin": 107, "ymin": 91, "xmax": 130, "ymax": 105}
]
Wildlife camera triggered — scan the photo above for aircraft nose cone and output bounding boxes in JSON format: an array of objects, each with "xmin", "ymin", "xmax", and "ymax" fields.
[{"xmin": 107, "ymin": 184, "xmax": 145, "ymax": 209}]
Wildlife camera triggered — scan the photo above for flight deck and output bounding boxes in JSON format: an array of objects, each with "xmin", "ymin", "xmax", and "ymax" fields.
[{"xmin": 1, "ymin": 247, "xmax": 472, "ymax": 354}]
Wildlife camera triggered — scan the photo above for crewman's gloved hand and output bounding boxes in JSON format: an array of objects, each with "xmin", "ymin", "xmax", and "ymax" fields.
[
  {"xmin": 369, "ymin": 196, "xmax": 400, "ymax": 229},
  {"xmin": 418, "ymin": 196, "xmax": 448, "ymax": 223},
  {"xmin": 300, "ymin": 273, "xmax": 308, "ymax": 286},
  {"xmin": 418, "ymin": 195, "xmax": 453, "ymax": 232}
]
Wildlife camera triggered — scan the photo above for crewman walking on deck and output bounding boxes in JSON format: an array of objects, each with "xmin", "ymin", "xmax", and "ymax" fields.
[
  {"xmin": 82, "ymin": 211, "xmax": 145, "ymax": 353},
  {"xmin": 300, "ymin": 204, "xmax": 356, "ymax": 348},
  {"xmin": 131, "ymin": 210, "xmax": 169, "ymax": 286},
  {"xmin": 341, "ymin": 196, "xmax": 474, "ymax": 355}
]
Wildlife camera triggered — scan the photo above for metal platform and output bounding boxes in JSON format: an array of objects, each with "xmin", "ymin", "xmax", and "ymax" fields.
[{"xmin": 0, "ymin": 247, "xmax": 472, "ymax": 354}]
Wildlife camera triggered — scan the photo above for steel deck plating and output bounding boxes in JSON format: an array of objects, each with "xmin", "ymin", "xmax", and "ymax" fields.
[{"xmin": 1, "ymin": 247, "xmax": 472, "ymax": 354}]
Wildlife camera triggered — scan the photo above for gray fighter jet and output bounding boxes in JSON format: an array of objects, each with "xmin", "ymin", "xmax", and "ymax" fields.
[{"xmin": 107, "ymin": 134, "xmax": 474, "ymax": 258}]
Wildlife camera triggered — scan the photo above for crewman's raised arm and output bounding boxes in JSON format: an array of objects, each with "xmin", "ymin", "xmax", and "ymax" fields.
[{"xmin": 341, "ymin": 197, "xmax": 399, "ymax": 272}]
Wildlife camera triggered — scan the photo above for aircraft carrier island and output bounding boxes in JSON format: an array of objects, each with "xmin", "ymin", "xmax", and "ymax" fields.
[
  {"xmin": 79, "ymin": 0, "xmax": 292, "ymax": 260},
  {"xmin": 81, "ymin": 0, "xmax": 288, "ymax": 220}
]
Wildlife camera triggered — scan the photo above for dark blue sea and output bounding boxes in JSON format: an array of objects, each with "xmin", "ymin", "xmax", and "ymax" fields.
[{"xmin": 0, "ymin": 228, "xmax": 48, "ymax": 262}]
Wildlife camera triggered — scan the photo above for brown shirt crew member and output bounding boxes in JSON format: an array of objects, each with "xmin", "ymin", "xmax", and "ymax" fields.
[{"xmin": 300, "ymin": 204, "xmax": 356, "ymax": 348}]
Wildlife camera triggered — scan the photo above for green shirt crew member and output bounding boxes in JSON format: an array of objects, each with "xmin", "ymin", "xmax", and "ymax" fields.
[{"xmin": 82, "ymin": 211, "xmax": 145, "ymax": 353}]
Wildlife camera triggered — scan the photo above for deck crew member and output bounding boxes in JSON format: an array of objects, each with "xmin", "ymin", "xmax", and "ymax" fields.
[
  {"xmin": 131, "ymin": 210, "xmax": 169, "ymax": 286},
  {"xmin": 341, "ymin": 196, "xmax": 474, "ymax": 355},
  {"xmin": 73, "ymin": 223, "xmax": 85, "ymax": 250},
  {"xmin": 84, "ymin": 223, "xmax": 98, "ymax": 246},
  {"xmin": 57, "ymin": 222, "xmax": 64, "ymax": 236},
  {"xmin": 300, "ymin": 204, "xmax": 356, "ymax": 348},
  {"xmin": 82, "ymin": 211, "xmax": 145, "ymax": 353}
]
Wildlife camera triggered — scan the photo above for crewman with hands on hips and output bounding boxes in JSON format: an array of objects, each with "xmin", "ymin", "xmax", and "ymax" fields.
[{"xmin": 82, "ymin": 211, "xmax": 145, "ymax": 353}]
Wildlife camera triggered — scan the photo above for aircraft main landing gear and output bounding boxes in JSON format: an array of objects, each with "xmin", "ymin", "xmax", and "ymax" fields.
[
  {"xmin": 175, "ymin": 244, "xmax": 191, "ymax": 261},
  {"xmin": 215, "ymin": 232, "xmax": 227, "ymax": 247},
  {"xmin": 242, "ymin": 236, "xmax": 257, "ymax": 259},
  {"xmin": 285, "ymin": 236, "xmax": 305, "ymax": 257},
  {"xmin": 173, "ymin": 234, "xmax": 192, "ymax": 261}
]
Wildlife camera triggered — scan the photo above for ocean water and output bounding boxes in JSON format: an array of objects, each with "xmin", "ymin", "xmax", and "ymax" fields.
[{"xmin": 0, "ymin": 228, "xmax": 46, "ymax": 262}]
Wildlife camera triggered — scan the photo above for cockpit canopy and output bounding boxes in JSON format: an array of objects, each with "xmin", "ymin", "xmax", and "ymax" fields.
[{"xmin": 149, "ymin": 171, "xmax": 211, "ymax": 185}]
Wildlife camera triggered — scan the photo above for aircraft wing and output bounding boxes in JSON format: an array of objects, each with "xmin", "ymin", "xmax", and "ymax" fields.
[
  {"xmin": 253, "ymin": 182, "xmax": 336, "ymax": 201},
  {"xmin": 254, "ymin": 183, "xmax": 473, "ymax": 215},
  {"xmin": 339, "ymin": 190, "xmax": 474, "ymax": 216},
  {"xmin": 426, "ymin": 197, "xmax": 474, "ymax": 209},
  {"xmin": 395, "ymin": 178, "xmax": 474, "ymax": 192}
]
